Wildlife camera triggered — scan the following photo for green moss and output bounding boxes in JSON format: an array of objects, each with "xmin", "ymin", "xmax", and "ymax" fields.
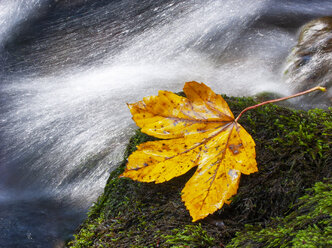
[
  {"xmin": 68, "ymin": 96, "xmax": 331, "ymax": 247},
  {"xmin": 68, "ymin": 215, "xmax": 105, "ymax": 248},
  {"xmin": 227, "ymin": 181, "xmax": 332, "ymax": 248},
  {"xmin": 271, "ymin": 108, "xmax": 331, "ymax": 159},
  {"xmin": 163, "ymin": 224, "xmax": 215, "ymax": 247}
]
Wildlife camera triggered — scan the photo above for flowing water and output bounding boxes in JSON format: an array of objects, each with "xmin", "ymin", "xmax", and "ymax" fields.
[{"xmin": 0, "ymin": 0, "xmax": 331, "ymax": 247}]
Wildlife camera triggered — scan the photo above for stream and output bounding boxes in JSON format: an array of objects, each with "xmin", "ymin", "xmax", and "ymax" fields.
[{"xmin": 1, "ymin": 0, "xmax": 331, "ymax": 247}]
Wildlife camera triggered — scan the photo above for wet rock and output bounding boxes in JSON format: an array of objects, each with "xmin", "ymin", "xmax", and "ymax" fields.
[{"xmin": 284, "ymin": 17, "xmax": 332, "ymax": 105}]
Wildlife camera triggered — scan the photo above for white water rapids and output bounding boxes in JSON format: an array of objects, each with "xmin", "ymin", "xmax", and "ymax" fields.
[{"xmin": 0, "ymin": 0, "xmax": 331, "ymax": 247}]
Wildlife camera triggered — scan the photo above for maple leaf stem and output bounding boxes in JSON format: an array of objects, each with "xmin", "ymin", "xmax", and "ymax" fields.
[{"xmin": 235, "ymin": 86, "xmax": 326, "ymax": 122}]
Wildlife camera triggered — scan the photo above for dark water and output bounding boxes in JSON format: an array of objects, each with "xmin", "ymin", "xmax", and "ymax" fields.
[
  {"xmin": 0, "ymin": 195, "xmax": 82, "ymax": 248},
  {"xmin": 1, "ymin": 0, "xmax": 331, "ymax": 247}
]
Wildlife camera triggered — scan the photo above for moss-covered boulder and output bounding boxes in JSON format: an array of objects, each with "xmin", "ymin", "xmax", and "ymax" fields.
[
  {"xmin": 68, "ymin": 96, "xmax": 331, "ymax": 248},
  {"xmin": 284, "ymin": 17, "xmax": 332, "ymax": 105},
  {"xmin": 227, "ymin": 181, "xmax": 332, "ymax": 248}
]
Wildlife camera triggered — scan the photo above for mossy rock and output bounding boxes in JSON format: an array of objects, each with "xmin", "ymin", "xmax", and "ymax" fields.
[
  {"xmin": 227, "ymin": 180, "xmax": 332, "ymax": 248},
  {"xmin": 68, "ymin": 96, "xmax": 331, "ymax": 248}
]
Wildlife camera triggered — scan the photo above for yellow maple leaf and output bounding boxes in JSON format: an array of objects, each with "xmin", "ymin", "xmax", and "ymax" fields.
[{"xmin": 120, "ymin": 81, "xmax": 258, "ymax": 221}]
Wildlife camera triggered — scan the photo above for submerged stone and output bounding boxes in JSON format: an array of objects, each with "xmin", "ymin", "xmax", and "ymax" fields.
[{"xmin": 284, "ymin": 16, "xmax": 332, "ymax": 105}]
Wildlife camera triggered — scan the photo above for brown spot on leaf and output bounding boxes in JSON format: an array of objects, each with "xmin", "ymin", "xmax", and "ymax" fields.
[{"xmin": 229, "ymin": 143, "xmax": 243, "ymax": 155}]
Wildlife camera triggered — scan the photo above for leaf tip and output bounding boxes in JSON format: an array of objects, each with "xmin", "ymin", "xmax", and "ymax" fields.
[{"xmin": 118, "ymin": 172, "xmax": 127, "ymax": 179}]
